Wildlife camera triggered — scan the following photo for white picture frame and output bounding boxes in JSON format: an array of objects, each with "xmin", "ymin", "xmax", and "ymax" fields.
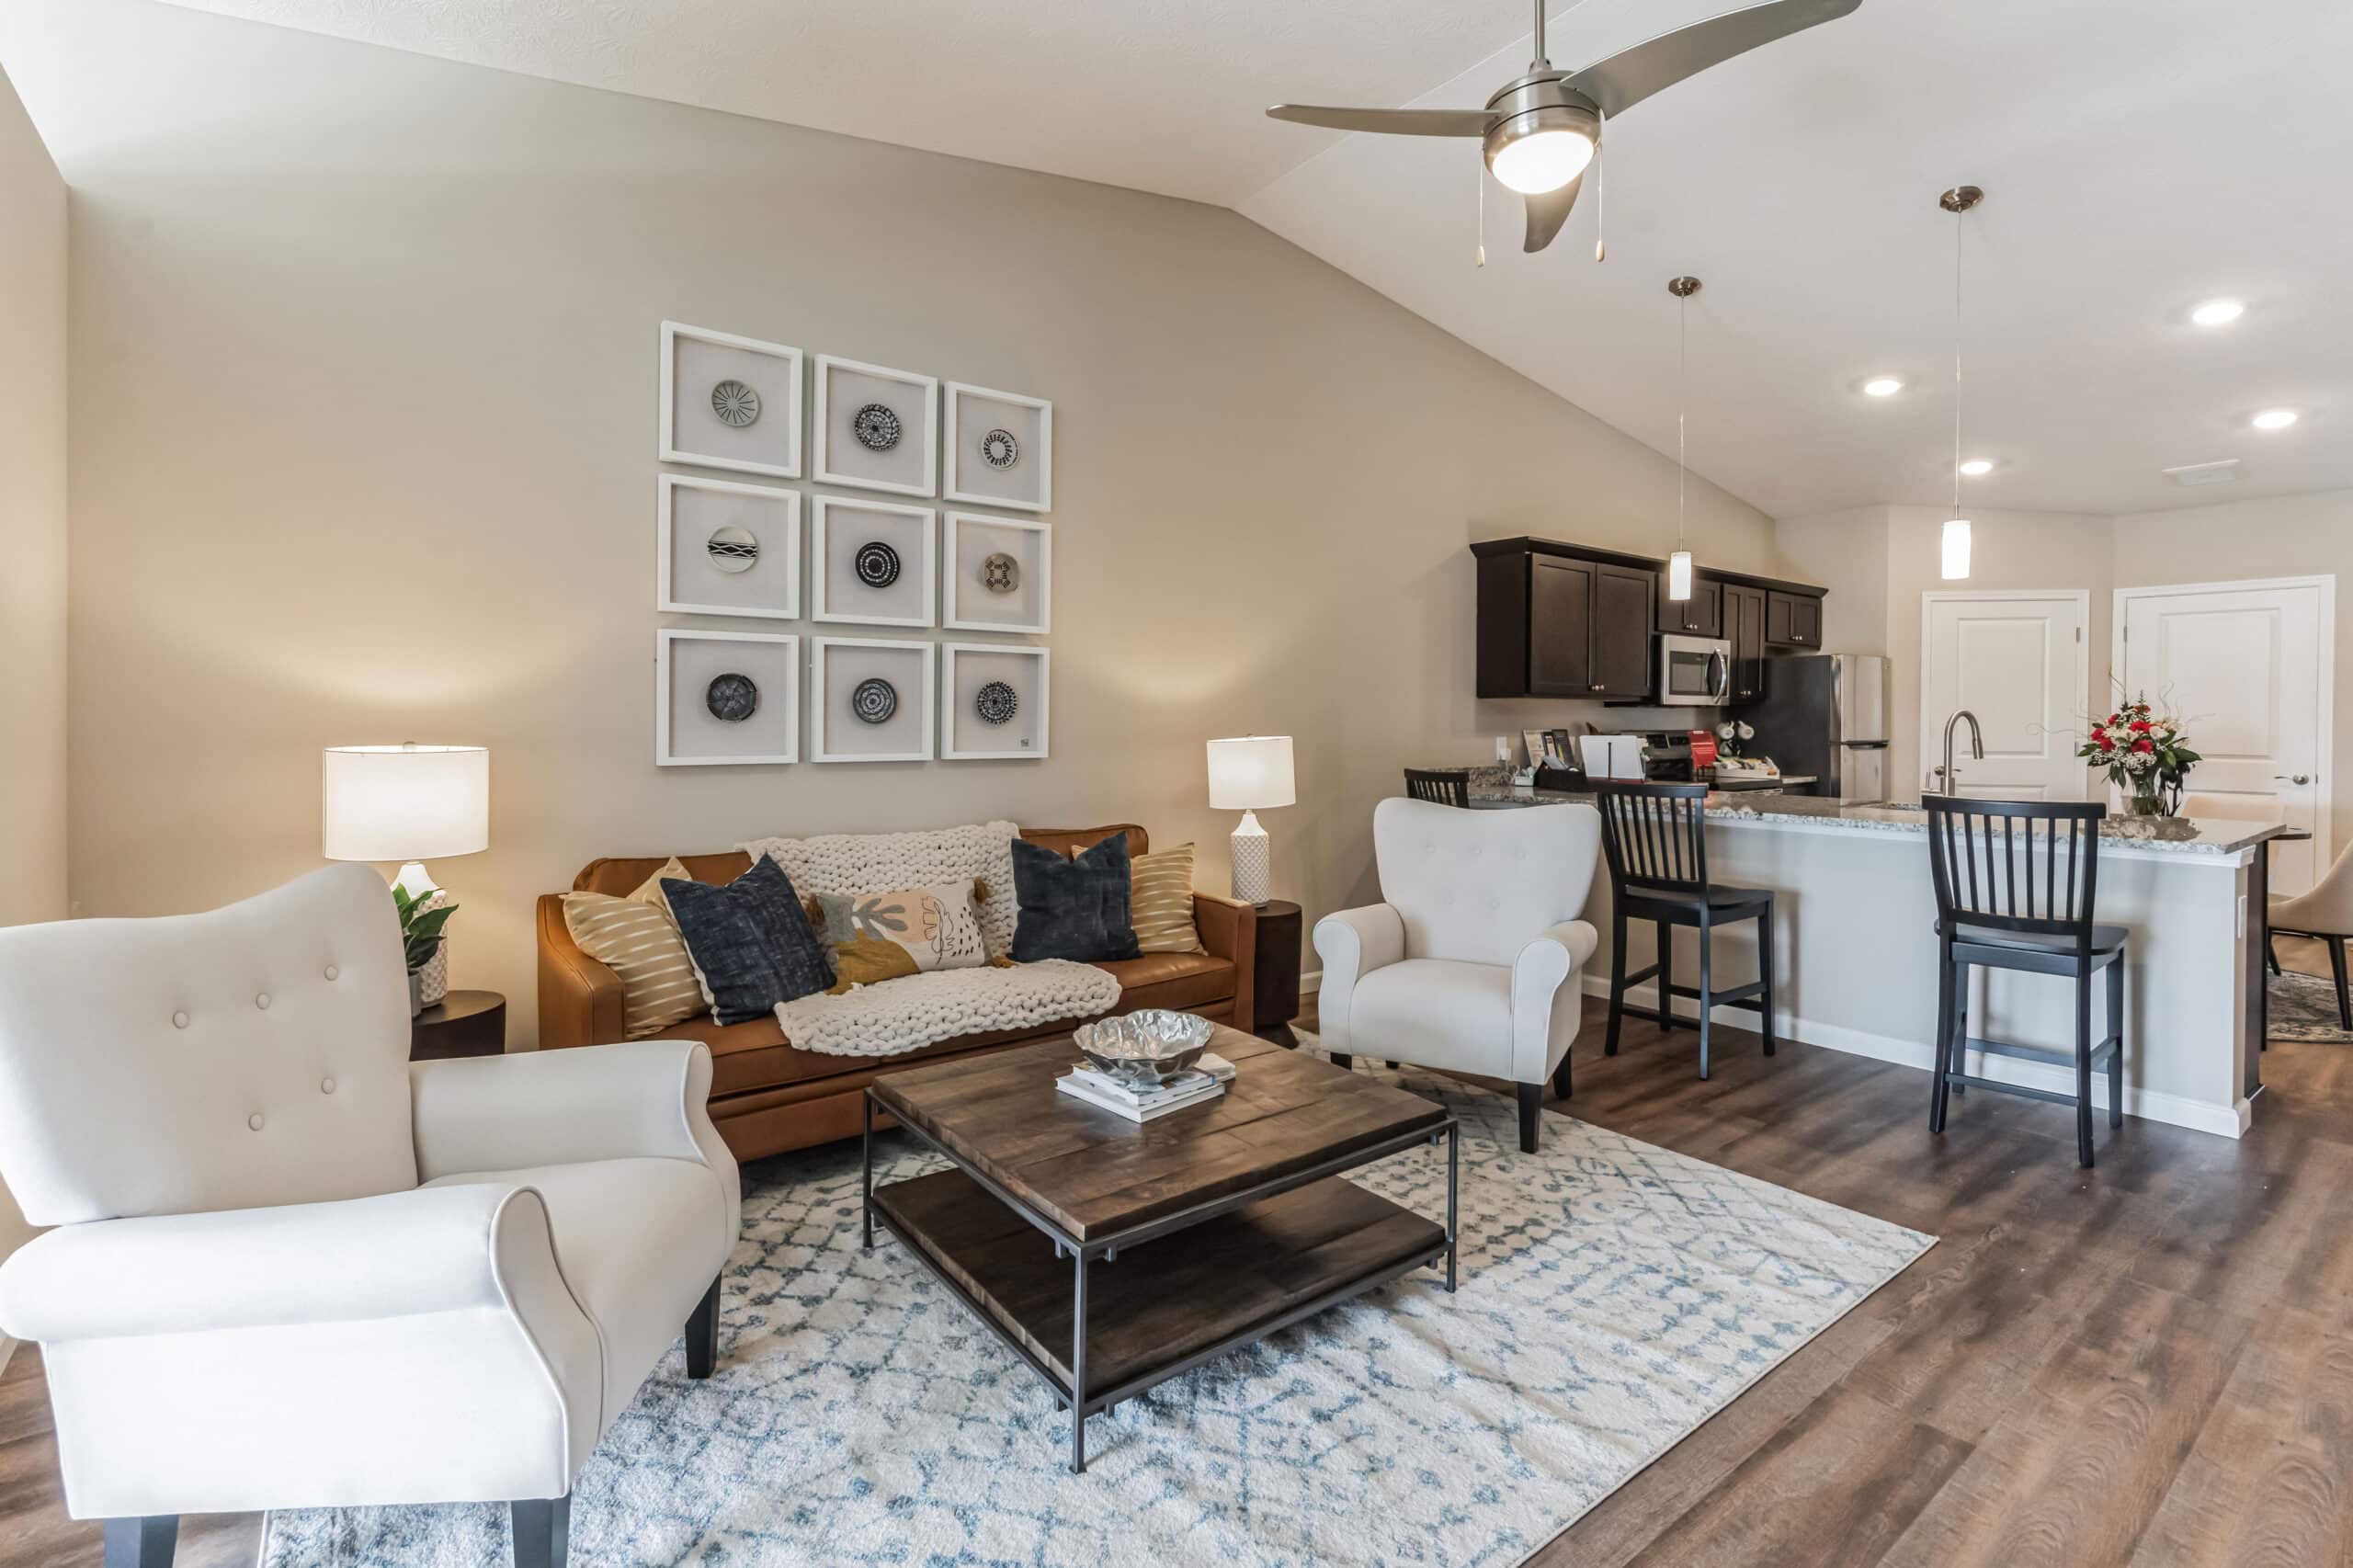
[
  {"xmin": 656, "ymin": 630, "xmax": 800, "ymax": 767},
  {"xmin": 811, "ymin": 496, "xmax": 936, "ymax": 628},
  {"xmin": 942, "ymin": 511, "xmax": 1051, "ymax": 634},
  {"xmin": 810, "ymin": 637, "xmax": 937, "ymax": 763},
  {"xmin": 660, "ymin": 322, "xmax": 803, "ymax": 479},
  {"xmin": 658, "ymin": 474, "xmax": 801, "ymax": 619},
  {"xmin": 813, "ymin": 355, "xmax": 938, "ymax": 497},
  {"xmin": 941, "ymin": 642, "xmax": 1050, "ymax": 761},
  {"xmin": 943, "ymin": 381, "xmax": 1052, "ymax": 513}
]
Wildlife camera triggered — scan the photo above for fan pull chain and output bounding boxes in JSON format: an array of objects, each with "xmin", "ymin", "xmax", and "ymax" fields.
[
  {"xmin": 1593, "ymin": 114, "xmax": 1606, "ymax": 261},
  {"xmin": 1475, "ymin": 158, "xmax": 1487, "ymax": 267}
]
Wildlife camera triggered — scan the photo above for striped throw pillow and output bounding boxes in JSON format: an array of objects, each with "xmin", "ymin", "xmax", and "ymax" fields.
[
  {"xmin": 561, "ymin": 892, "xmax": 707, "ymax": 1038},
  {"xmin": 1130, "ymin": 843, "xmax": 1204, "ymax": 955}
]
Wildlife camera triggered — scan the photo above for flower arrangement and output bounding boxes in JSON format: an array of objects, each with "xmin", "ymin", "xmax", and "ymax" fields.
[{"xmin": 2077, "ymin": 695, "xmax": 2200, "ymax": 816}]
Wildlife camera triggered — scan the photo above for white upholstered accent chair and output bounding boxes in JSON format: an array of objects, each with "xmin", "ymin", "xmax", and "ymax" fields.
[
  {"xmin": 0, "ymin": 864, "xmax": 740, "ymax": 1568},
  {"xmin": 2270, "ymin": 839, "xmax": 2353, "ymax": 1028},
  {"xmin": 1314, "ymin": 798, "xmax": 1603, "ymax": 1153}
]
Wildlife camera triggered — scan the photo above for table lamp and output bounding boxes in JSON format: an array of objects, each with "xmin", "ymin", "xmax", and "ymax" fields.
[
  {"xmin": 1207, "ymin": 735, "xmax": 1294, "ymax": 906},
  {"xmin": 323, "ymin": 744, "xmax": 489, "ymax": 1009}
]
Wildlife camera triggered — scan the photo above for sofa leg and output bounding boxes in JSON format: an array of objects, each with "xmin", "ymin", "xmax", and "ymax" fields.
[
  {"xmin": 511, "ymin": 1494, "xmax": 571, "ymax": 1568},
  {"xmin": 104, "ymin": 1517, "xmax": 178, "ymax": 1568},
  {"xmin": 1327, "ymin": 1051, "xmax": 1353, "ymax": 1071},
  {"xmin": 686, "ymin": 1274, "xmax": 721, "ymax": 1380},
  {"xmin": 1516, "ymin": 1082, "xmax": 1541, "ymax": 1153}
]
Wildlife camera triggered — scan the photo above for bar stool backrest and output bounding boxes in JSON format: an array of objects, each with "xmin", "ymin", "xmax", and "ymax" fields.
[
  {"xmin": 1403, "ymin": 768, "xmax": 1472, "ymax": 808},
  {"xmin": 1595, "ymin": 781, "xmax": 1711, "ymax": 898},
  {"xmin": 1923, "ymin": 796, "xmax": 2107, "ymax": 954}
]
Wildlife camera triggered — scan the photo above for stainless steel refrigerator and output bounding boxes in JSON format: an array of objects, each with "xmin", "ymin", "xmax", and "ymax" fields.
[{"xmin": 1740, "ymin": 653, "xmax": 1890, "ymax": 802}]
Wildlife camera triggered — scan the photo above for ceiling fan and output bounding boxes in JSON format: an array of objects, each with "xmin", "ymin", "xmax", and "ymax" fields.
[{"xmin": 1267, "ymin": 0, "xmax": 1860, "ymax": 253}]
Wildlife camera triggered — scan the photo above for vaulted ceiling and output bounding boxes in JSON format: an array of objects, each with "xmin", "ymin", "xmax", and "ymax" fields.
[{"xmin": 63, "ymin": 0, "xmax": 2353, "ymax": 514}]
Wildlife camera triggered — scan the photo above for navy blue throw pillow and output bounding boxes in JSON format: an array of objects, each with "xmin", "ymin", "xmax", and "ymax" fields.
[
  {"xmin": 663, "ymin": 856, "xmax": 834, "ymax": 1025},
  {"xmin": 1010, "ymin": 834, "xmax": 1142, "ymax": 964}
]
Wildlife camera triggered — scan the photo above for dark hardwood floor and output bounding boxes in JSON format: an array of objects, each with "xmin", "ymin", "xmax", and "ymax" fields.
[{"xmin": 3, "ymin": 939, "xmax": 2346, "ymax": 1567}]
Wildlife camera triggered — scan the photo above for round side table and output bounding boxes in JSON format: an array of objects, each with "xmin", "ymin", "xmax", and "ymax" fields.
[
  {"xmin": 1251, "ymin": 900, "xmax": 1304, "ymax": 1046},
  {"xmin": 411, "ymin": 989, "xmax": 507, "ymax": 1061}
]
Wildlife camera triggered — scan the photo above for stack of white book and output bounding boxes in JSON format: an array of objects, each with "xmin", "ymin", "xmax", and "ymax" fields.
[{"xmin": 1056, "ymin": 1052, "xmax": 1237, "ymax": 1121}]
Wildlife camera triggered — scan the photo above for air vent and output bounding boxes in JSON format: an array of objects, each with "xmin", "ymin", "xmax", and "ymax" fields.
[{"xmin": 2162, "ymin": 459, "xmax": 2242, "ymax": 488}]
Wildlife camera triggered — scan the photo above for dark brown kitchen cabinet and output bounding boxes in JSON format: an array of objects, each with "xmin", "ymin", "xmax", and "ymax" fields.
[
  {"xmin": 1724, "ymin": 582, "xmax": 1768, "ymax": 702},
  {"xmin": 1474, "ymin": 542, "xmax": 1656, "ymax": 699},
  {"xmin": 1766, "ymin": 589, "xmax": 1823, "ymax": 648},
  {"xmin": 1657, "ymin": 574, "xmax": 1723, "ymax": 638},
  {"xmin": 1589, "ymin": 564, "xmax": 1655, "ymax": 696},
  {"xmin": 1526, "ymin": 556, "xmax": 1595, "ymax": 695}
]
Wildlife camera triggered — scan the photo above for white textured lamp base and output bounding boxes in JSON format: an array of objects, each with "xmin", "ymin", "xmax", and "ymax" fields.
[{"xmin": 1229, "ymin": 811, "xmax": 1271, "ymax": 905}]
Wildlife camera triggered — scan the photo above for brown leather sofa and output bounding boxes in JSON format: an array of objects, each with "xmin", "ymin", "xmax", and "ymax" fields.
[{"xmin": 537, "ymin": 824, "xmax": 1256, "ymax": 1163}]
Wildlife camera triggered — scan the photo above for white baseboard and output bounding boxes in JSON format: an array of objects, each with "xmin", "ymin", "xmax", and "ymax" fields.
[{"xmin": 1580, "ymin": 975, "xmax": 2248, "ymax": 1141}]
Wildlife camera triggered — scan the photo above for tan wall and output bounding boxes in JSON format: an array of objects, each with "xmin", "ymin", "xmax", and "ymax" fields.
[
  {"xmin": 0, "ymin": 61, "xmax": 67, "ymax": 1261},
  {"xmin": 22, "ymin": 2, "xmax": 1775, "ymax": 1042},
  {"xmin": 1772, "ymin": 506, "xmax": 1889, "ymax": 658}
]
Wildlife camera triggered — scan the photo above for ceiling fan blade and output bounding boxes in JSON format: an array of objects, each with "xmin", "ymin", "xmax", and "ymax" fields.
[
  {"xmin": 1266, "ymin": 104, "xmax": 1492, "ymax": 136},
  {"xmin": 1523, "ymin": 174, "xmax": 1584, "ymax": 253},
  {"xmin": 1564, "ymin": 0, "xmax": 1860, "ymax": 119}
]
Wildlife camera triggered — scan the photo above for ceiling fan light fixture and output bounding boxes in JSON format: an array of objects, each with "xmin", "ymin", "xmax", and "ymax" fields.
[{"xmin": 1484, "ymin": 110, "xmax": 1597, "ymax": 195}]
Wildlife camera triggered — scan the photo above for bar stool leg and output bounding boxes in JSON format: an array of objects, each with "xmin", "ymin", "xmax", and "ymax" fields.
[
  {"xmin": 1929, "ymin": 942, "xmax": 1954, "ymax": 1133},
  {"xmin": 1758, "ymin": 900, "xmax": 1777, "ymax": 1057},
  {"xmin": 1949, "ymin": 965, "xmax": 1968, "ymax": 1098},
  {"xmin": 1656, "ymin": 919, "xmax": 1675, "ymax": 1033},
  {"xmin": 2332, "ymin": 937, "xmax": 2351, "ymax": 1031},
  {"xmin": 1605, "ymin": 908, "xmax": 1627, "ymax": 1056},
  {"xmin": 2075, "ymin": 968, "xmax": 2096, "ymax": 1169},
  {"xmin": 2107, "ymin": 954, "xmax": 2124, "ymax": 1130},
  {"xmin": 1695, "ymin": 913, "xmax": 1713, "ymax": 1081}
]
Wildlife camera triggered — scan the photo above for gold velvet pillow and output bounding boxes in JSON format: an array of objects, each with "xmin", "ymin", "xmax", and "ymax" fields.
[
  {"xmin": 1130, "ymin": 843, "xmax": 1204, "ymax": 955},
  {"xmin": 811, "ymin": 880, "xmax": 994, "ymax": 994}
]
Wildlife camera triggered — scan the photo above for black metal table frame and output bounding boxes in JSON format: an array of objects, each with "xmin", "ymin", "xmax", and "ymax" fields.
[{"xmin": 862, "ymin": 1087, "xmax": 1459, "ymax": 1473}]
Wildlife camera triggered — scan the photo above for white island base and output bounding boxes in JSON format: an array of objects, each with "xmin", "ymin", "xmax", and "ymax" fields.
[{"xmin": 1579, "ymin": 803, "xmax": 2272, "ymax": 1140}]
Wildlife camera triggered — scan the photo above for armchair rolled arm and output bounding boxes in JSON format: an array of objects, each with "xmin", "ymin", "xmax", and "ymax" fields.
[
  {"xmin": 0, "ymin": 1183, "xmax": 563, "ymax": 1343},
  {"xmin": 538, "ymin": 892, "xmax": 627, "ymax": 1051},
  {"xmin": 1313, "ymin": 903, "xmax": 1406, "ymax": 1054},
  {"xmin": 1510, "ymin": 919, "xmax": 1599, "ymax": 1084}
]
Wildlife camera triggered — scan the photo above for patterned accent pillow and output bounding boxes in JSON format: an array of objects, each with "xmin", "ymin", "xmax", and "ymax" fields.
[
  {"xmin": 663, "ymin": 857, "xmax": 835, "ymax": 1026},
  {"xmin": 1129, "ymin": 843, "xmax": 1204, "ymax": 955},
  {"xmin": 1010, "ymin": 835, "xmax": 1142, "ymax": 964},
  {"xmin": 813, "ymin": 880, "xmax": 993, "ymax": 994},
  {"xmin": 560, "ymin": 892, "xmax": 707, "ymax": 1038}
]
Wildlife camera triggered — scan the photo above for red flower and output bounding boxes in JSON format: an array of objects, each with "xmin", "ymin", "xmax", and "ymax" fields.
[
  {"xmin": 2132, "ymin": 737, "xmax": 2154, "ymax": 753},
  {"xmin": 2130, "ymin": 720, "xmax": 2152, "ymax": 733}
]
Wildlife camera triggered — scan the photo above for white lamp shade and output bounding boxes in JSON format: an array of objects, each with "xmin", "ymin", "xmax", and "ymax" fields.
[
  {"xmin": 1940, "ymin": 517, "xmax": 1972, "ymax": 581},
  {"xmin": 322, "ymin": 745, "xmax": 490, "ymax": 862},
  {"xmin": 1206, "ymin": 735, "xmax": 1295, "ymax": 811}
]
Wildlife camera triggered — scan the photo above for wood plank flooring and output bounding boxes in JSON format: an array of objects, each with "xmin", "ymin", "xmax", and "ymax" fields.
[{"xmin": 1, "ymin": 938, "xmax": 2347, "ymax": 1567}]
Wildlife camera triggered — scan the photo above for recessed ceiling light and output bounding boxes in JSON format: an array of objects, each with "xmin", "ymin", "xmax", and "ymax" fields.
[
  {"xmin": 1958, "ymin": 459, "xmax": 1994, "ymax": 476},
  {"xmin": 2190, "ymin": 299, "xmax": 2245, "ymax": 326},
  {"xmin": 2252, "ymin": 408, "xmax": 2299, "ymax": 430},
  {"xmin": 1862, "ymin": 377, "xmax": 1904, "ymax": 398}
]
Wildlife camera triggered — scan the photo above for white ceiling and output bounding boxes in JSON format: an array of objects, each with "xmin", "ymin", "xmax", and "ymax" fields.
[{"xmin": 92, "ymin": 0, "xmax": 2353, "ymax": 515}]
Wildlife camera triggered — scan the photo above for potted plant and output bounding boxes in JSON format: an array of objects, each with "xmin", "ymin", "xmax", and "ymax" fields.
[
  {"xmin": 2078, "ymin": 696, "xmax": 2200, "ymax": 817},
  {"xmin": 393, "ymin": 883, "xmax": 459, "ymax": 1017}
]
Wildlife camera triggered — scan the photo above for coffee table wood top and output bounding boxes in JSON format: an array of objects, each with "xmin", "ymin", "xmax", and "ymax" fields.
[{"xmin": 869, "ymin": 1024, "xmax": 1448, "ymax": 1243}]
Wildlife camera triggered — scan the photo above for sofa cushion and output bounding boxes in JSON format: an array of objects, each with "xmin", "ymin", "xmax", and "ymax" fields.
[
  {"xmin": 1010, "ymin": 835, "xmax": 1141, "ymax": 963},
  {"xmin": 1100, "ymin": 953, "xmax": 1234, "ymax": 1014},
  {"xmin": 812, "ymin": 881, "xmax": 991, "ymax": 993},
  {"xmin": 664, "ymin": 858, "xmax": 833, "ymax": 1025}
]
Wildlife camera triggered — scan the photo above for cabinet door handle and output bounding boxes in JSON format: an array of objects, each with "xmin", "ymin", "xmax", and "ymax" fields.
[{"xmin": 1590, "ymin": 683, "xmax": 1604, "ymax": 692}]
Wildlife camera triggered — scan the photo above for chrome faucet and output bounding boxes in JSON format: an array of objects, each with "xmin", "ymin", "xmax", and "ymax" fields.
[{"xmin": 1938, "ymin": 710, "xmax": 1984, "ymax": 794}]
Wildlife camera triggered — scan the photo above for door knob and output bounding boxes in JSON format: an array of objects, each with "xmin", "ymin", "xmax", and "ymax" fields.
[{"xmin": 2277, "ymin": 772, "xmax": 2312, "ymax": 785}]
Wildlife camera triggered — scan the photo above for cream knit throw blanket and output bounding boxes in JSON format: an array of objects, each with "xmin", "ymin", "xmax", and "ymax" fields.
[{"xmin": 738, "ymin": 821, "xmax": 1121, "ymax": 1058}]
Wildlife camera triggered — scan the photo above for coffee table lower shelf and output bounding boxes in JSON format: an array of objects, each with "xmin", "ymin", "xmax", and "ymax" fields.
[{"xmin": 871, "ymin": 1168, "xmax": 1445, "ymax": 1470}]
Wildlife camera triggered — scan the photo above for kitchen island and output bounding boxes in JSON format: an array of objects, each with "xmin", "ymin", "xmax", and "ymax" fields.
[{"xmin": 1461, "ymin": 783, "xmax": 2280, "ymax": 1139}]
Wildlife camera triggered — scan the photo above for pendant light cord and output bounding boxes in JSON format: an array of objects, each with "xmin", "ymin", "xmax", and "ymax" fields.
[
  {"xmin": 1951, "ymin": 194, "xmax": 1963, "ymax": 514},
  {"xmin": 1677, "ymin": 287, "xmax": 1688, "ymax": 547}
]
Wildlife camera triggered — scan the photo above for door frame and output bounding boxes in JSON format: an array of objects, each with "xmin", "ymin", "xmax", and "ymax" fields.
[
  {"xmin": 1919, "ymin": 588, "xmax": 2094, "ymax": 799},
  {"xmin": 2110, "ymin": 574, "xmax": 2335, "ymax": 877}
]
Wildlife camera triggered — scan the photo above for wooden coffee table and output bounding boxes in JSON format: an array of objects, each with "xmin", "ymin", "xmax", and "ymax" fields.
[{"xmin": 863, "ymin": 1024, "xmax": 1457, "ymax": 1472}]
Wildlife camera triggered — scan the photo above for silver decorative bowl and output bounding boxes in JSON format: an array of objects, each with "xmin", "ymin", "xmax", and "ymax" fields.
[{"xmin": 1072, "ymin": 1009, "xmax": 1214, "ymax": 1086}]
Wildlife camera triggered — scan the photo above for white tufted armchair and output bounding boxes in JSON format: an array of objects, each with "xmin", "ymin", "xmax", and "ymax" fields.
[
  {"xmin": 0, "ymin": 864, "xmax": 740, "ymax": 1568},
  {"xmin": 1314, "ymin": 798, "xmax": 1603, "ymax": 1153}
]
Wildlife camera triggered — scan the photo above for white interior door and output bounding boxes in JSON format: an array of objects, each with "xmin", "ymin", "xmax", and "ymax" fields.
[
  {"xmin": 2116, "ymin": 577, "xmax": 2331, "ymax": 894},
  {"xmin": 1921, "ymin": 592, "xmax": 2090, "ymax": 801}
]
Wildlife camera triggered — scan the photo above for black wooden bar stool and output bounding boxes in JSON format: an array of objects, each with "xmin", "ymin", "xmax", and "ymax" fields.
[
  {"xmin": 1594, "ymin": 782, "xmax": 1776, "ymax": 1079},
  {"xmin": 1403, "ymin": 767, "xmax": 1472, "ymax": 807},
  {"xmin": 1924, "ymin": 797, "xmax": 2124, "ymax": 1168}
]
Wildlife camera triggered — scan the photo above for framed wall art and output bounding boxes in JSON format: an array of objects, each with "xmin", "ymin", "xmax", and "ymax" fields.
[
  {"xmin": 656, "ymin": 630, "xmax": 800, "ymax": 766},
  {"xmin": 940, "ymin": 642, "xmax": 1049, "ymax": 761},
  {"xmin": 943, "ymin": 381, "xmax": 1051, "ymax": 513},
  {"xmin": 810, "ymin": 495, "xmax": 935, "ymax": 628},
  {"xmin": 810, "ymin": 636, "xmax": 936, "ymax": 763},
  {"xmin": 941, "ymin": 511, "xmax": 1050, "ymax": 634},
  {"xmin": 813, "ymin": 355, "xmax": 938, "ymax": 497},
  {"xmin": 660, "ymin": 322, "xmax": 803, "ymax": 479},
  {"xmin": 658, "ymin": 474, "xmax": 801, "ymax": 619}
]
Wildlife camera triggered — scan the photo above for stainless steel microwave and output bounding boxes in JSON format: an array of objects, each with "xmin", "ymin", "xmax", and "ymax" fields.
[{"xmin": 1655, "ymin": 633, "xmax": 1732, "ymax": 706}]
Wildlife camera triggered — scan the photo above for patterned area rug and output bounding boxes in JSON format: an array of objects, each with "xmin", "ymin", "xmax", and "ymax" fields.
[
  {"xmin": 264, "ymin": 1061, "xmax": 1933, "ymax": 1567},
  {"xmin": 2269, "ymin": 967, "xmax": 2353, "ymax": 1042}
]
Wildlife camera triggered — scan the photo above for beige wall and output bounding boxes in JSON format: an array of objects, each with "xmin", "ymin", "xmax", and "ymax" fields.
[
  {"xmin": 0, "ymin": 61, "xmax": 66, "ymax": 1262},
  {"xmin": 16, "ymin": 1, "xmax": 1774, "ymax": 1041}
]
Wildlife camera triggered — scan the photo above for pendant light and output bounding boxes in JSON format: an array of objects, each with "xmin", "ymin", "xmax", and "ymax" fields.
[
  {"xmin": 1665, "ymin": 275, "xmax": 1700, "ymax": 599},
  {"xmin": 1939, "ymin": 184, "xmax": 1983, "ymax": 581}
]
